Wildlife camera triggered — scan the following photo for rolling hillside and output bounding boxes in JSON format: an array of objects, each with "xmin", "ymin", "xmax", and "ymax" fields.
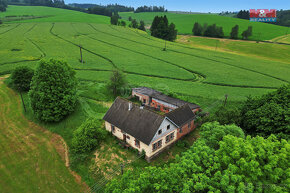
[
  {"xmin": 0, "ymin": 5, "xmax": 109, "ymax": 23},
  {"xmin": 119, "ymin": 12, "xmax": 289, "ymax": 40}
]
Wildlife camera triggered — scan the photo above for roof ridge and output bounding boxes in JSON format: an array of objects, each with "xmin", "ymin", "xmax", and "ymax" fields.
[{"xmin": 117, "ymin": 97, "xmax": 165, "ymax": 117}]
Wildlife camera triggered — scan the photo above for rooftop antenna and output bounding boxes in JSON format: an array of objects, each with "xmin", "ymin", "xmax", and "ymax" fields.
[{"xmin": 128, "ymin": 102, "xmax": 132, "ymax": 111}]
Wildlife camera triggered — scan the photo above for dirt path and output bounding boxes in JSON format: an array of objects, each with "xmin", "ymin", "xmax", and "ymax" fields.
[{"xmin": 0, "ymin": 76, "xmax": 89, "ymax": 192}]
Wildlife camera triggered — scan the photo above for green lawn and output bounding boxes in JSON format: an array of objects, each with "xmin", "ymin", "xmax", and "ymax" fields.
[
  {"xmin": 119, "ymin": 12, "xmax": 289, "ymax": 40},
  {"xmin": 0, "ymin": 78, "xmax": 83, "ymax": 193}
]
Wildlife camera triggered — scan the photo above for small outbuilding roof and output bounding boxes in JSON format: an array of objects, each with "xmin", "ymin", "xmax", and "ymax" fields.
[
  {"xmin": 103, "ymin": 97, "xmax": 165, "ymax": 145},
  {"xmin": 166, "ymin": 105, "xmax": 196, "ymax": 127},
  {"xmin": 132, "ymin": 87, "xmax": 200, "ymax": 110}
]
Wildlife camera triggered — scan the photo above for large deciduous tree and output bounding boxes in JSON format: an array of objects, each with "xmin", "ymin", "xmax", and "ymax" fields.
[
  {"xmin": 240, "ymin": 85, "xmax": 290, "ymax": 139},
  {"xmin": 106, "ymin": 122, "xmax": 289, "ymax": 192},
  {"xmin": 29, "ymin": 59, "xmax": 77, "ymax": 122},
  {"xmin": 106, "ymin": 69, "xmax": 127, "ymax": 97}
]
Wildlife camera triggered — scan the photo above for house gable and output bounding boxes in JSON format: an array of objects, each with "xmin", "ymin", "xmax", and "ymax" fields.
[{"xmin": 149, "ymin": 118, "xmax": 178, "ymax": 145}]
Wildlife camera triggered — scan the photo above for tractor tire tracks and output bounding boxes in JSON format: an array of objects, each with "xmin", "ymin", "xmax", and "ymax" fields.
[{"xmin": 49, "ymin": 23, "xmax": 118, "ymax": 69}]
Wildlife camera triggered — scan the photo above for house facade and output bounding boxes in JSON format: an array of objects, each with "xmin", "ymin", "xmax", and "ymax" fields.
[
  {"xmin": 103, "ymin": 97, "xmax": 197, "ymax": 161},
  {"xmin": 132, "ymin": 87, "xmax": 200, "ymax": 113}
]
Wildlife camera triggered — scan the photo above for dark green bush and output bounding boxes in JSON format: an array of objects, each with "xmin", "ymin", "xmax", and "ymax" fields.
[
  {"xmin": 10, "ymin": 66, "xmax": 34, "ymax": 92},
  {"xmin": 71, "ymin": 118, "xmax": 107, "ymax": 154},
  {"xmin": 29, "ymin": 59, "xmax": 77, "ymax": 122}
]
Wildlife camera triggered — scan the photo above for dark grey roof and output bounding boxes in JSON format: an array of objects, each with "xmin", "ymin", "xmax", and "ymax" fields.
[
  {"xmin": 166, "ymin": 105, "xmax": 196, "ymax": 127},
  {"xmin": 132, "ymin": 87, "xmax": 200, "ymax": 109},
  {"xmin": 103, "ymin": 97, "xmax": 165, "ymax": 145}
]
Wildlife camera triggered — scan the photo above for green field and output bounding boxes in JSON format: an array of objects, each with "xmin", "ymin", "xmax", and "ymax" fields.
[
  {"xmin": 119, "ymin": 12, "xmax": 289, "ymax": 40},
  {"xmin": 0, "ymin": 78, "xmax": 83, "ymax": 193},
  {"xmin": 0, "ymin": 5, "xmax": 109, "ymax": 23},
  {"xmin": 0, "ymin": 20, "xmax": 289, "ymax": 103}
]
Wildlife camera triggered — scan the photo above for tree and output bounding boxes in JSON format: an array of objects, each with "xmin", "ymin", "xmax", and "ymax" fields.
[
  {"xmin": 106, "ymin": 69, "xmax": 127, "ymax": 97},
  {"xmin": 106, "ymin": 122, "xmax": 289, "ymax": 192},
  {"xmin": 71, "ymin": 118, "xmax": 106, "ymax": 154},
  {"xmin": 241, "ymin": 26, "xmax": 253, "ymax": 40},
  {"xmin": 150, "ymin": 16, "xmax": 177, "ymax": 41},
  {"xmin": 236, "ymin": 10, "xmax": 250, "ymax": 20},
  {"xmin": 120, "ymin": 20, "xmax": 126, "ymax": 27},
  {"xmin": 230, "ymin": 25, "xmax": 239, "ymax": 39},
  {"xmin": 192, "ymin": 22, "xmax": 203, "ymax": 36},
  {"xmin": 138, "ymin": 20, "xmax": 146, "ymax": 31},
  {"xmin": 29, "ymin": 59, "xmax": 77, "ymax": 122},
  {"xmin": 130, "ymin": 19, "xmax": 138, "ymax": 28},
  {"xmin": 128, "ymin": 16, "xmax": 132, "ymax": 21},
  {"xmin": 110, "ymin": 14, "xmax": 119, "ymax": 25},
  {"xmin": 10, "ymin": 66, "xmax": 34, "ymax": 92},
  {"xmin": 240, "ymin": 85, "xmax": 290, "ymax": 139}
]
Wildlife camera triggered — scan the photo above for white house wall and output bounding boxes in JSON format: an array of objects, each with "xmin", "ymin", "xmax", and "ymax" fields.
[
  {"xmin": 104, "ymin": 121, "xmax": 178, "ymax": 158},
  {"xmin": 149, "ymin": 118, "xmax": 178, "ymax": 145}
]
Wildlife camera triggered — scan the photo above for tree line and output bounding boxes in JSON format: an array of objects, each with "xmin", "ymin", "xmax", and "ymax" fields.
[
  {"xmin": 0, "ymin": 0, "xmax": 7, "ymax": 12},
  {"xmin": 110, "ymin": 14, "xmax": 146, "ymax": 31},
  {"xmin": 69, "ymin": 3, "xmax": 134, "ymax": 13},
  {"xmin": 134, "ymin": 5, "xmax": 167, "ymax": 13},
  {"xmin": 193, "ymin": 22, "xmax": 253, "ymax": 40}
]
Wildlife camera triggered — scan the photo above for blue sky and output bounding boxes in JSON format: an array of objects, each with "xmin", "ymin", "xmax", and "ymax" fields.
[{"xmin": 64, "ymin": 0, "xmax": 290, "ymax": 12}]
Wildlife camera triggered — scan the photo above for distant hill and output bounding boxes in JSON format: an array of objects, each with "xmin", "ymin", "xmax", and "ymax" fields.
[
  {"xmin": 119, "ymin": 12, "xmax": 289, "ymax": 40},
  {"xmin": 0, "ymin": 5, "xmax": 109, "ymax": 23}
]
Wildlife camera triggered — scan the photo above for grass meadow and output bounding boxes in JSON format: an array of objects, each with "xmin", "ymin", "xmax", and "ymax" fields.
[
  {"xmin": 119, "ymin": 12, "xmax": 289, "ymax": 40},
  {"xmin": 1, "ymin": 5, "xmax": 290, "ymax": 191}
]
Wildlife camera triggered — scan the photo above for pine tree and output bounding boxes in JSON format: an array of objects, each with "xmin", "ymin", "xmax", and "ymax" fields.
[{"xmin": 230, "ymin": 25, "xmax": 239, "ymax": 39}]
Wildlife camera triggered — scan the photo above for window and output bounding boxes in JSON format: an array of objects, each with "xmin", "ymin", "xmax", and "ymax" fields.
[
  {"xmin": 127, "ymin": 135, "xmax": 130, "ymax": 139},
  {"xmin": 135, "ymin": 139, "xmax": 140, "ymax": 148},
  {"xmin": 111, "ymin": 125, "xmax": 115, "ymax": 133},
  {"xmin": 188, "ymin": 122, "xmax": 191, "ymax": 129},
  {"xmin": 143, "ymin": 99, "xmax": 146, "ymax": 103},
  {"xmin": 180, "ymin": 128, "xmax": 183, "ymax": 133},
  {"xmin": 158, "ymin": 129, "xmax": 162, "ymax": 135},
  {"xmin": 152, "ymin": 140, "xmax": 162, "ymax": 151},
  {"xmin": 166, "ymin": 132, "xmax": 175, "ymax": 143},
  {"xmin": 167, "ymin": 125, "xmax": 170, "ymax": 130}
]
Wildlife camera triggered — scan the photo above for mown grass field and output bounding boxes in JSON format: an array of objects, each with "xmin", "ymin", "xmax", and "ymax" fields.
[
  {"xmin": 119, "ymin": 12, "xmax": 289, "ymax": 40},
  {"xmin": 177, "ymin": 35, "xmax": 290, "ymax": 63},
  {"xmin": 0, "ymin": 77, "xmax": 83, "ymax": 193}
]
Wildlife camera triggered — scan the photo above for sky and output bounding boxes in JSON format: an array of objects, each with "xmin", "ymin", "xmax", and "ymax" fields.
[{"xmin": 64, "ymin": 0, "xmax": 290, "ymax": 12}]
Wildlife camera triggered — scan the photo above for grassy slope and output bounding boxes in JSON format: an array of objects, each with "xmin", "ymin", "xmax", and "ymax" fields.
[
  {"xmin": 119, "ymin": 12, "xmax": 289, "ymax": 40},
  {"xmin": 177, "ymin": 35, "xmax": 290, "ymax": 64},
  {"xmin": 0, "ymin": 78, "xmax": 83, "ymax": 193},
  {"xmin": 0, "ymin": 5, "xmax": 109, "ymax": 23}
]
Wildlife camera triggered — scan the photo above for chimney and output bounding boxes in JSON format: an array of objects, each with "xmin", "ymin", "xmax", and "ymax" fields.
[{"xmin": 128, "ymin": 102, "xmax": 132, "ymax": 111}]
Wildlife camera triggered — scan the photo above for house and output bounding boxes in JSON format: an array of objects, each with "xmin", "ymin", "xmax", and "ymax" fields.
[
  {"xmin": 103, "ymin": 97, "xmax": 197, "ymax": 161},
  {"xmin": 132, "ymin": 87, "xmax": 200, "ymax": 113}
]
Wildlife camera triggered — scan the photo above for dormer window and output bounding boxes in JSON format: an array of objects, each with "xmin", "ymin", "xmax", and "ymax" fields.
[
  {"xmin": 158, "ymin": 129, "xmax": 162, "ymax": 135},
  {"xmin": 167, "ymin": 125, "xmax": 170, "ymax": 130}
]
